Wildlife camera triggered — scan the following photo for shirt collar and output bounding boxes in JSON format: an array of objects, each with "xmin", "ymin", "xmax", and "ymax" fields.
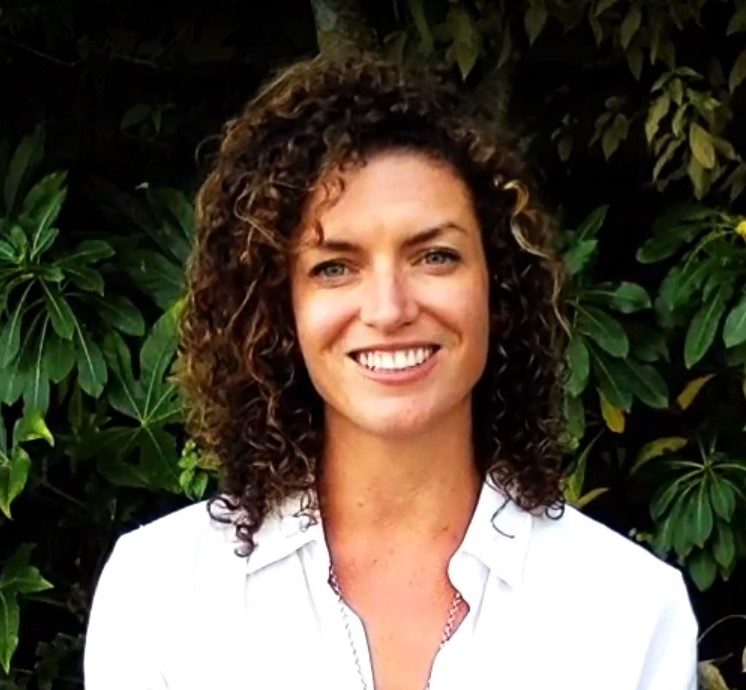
[
  {"xmin": 242, "ymin": 480, "xmax": 533, "ymax": 587},
  {"xmin": 456, "ymin": 479, "xmax": 533, "ymax": 589}
]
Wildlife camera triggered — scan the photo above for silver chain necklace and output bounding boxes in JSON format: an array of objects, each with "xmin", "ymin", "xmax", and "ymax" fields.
[{"xmin": 328, "ymin": 564, "xmax": 463, "ymax": 690}]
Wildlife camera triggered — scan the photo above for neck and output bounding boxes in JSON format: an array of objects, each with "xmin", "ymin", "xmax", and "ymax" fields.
[{"xmin": 317, "ymin": 404, "xmax": 481, "ymax": 545}]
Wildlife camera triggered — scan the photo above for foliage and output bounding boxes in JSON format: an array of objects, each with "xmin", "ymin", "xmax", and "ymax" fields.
[{"xmin": 1, "ymin": 0, "xmax": 745, "ymax": 687}]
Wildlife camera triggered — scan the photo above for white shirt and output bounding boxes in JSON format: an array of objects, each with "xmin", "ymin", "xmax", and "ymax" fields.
[{"xmin": 84, "ymin": 480, "xmax": 698, "ymax": 690}]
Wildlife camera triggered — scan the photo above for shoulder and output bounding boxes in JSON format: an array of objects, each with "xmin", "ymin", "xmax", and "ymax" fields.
[
  {"xmin": 105, "ymin": 498, "xmax": 243, "ymax": 593},
  {"xmin": 529, "ymin": 504, "xmax": 684, "ymax": 594}
]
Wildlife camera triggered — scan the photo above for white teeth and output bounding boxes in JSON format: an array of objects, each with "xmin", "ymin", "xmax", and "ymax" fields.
[{"xmin": 353, "ymin": 347, "xmax": 436, "ymax": 371}]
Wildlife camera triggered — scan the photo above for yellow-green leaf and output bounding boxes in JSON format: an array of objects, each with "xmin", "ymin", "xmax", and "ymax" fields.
[
  {"xmin": 524, "ymin": 0, "xmax": 548, "ymax": 45},
  {"xmin": 620, "ymin": 3, "xmax": 641, "ymax": 50},
  {"xmin": 646, "ymin": 94, "xmax": 670, "ymax": 143},
  {"xmin": 631, "ymin": 437, "xmax": 688, "ymax": 474},
  {"xmin": 599, "ymin": 390, "xmax": 625, "ymax": 432},
  {"xmin": 697, "ymin": 661, "xmax": 729, "ymax": 690},
  {"xmin": 689, "ymin": 123, "xmax": 716, "ymax": 169},
  {"xmin": 576, "ymin": 487, "xmax": 610, "ymax": 510},
  {"xmin": 728, "ymin": 48, "xmax": 746, "ymax": 92},
  {"xmin": 676, "ymin": 374, "xmax": 716, "ymax": 409}
]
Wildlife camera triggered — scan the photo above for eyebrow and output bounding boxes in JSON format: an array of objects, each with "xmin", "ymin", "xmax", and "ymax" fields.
[{"xmin": 311, "ymin": 222, "xmax": 469, "ymax": 253}]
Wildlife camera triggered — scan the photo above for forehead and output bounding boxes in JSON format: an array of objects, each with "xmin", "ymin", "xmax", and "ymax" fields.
[{"xmin": 297, "ymin": 150, "xmax": 477, "ymax": 243}]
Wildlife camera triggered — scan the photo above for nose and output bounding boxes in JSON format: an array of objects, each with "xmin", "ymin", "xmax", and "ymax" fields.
[{"xmin": 359, "ymin": 264, "xmax": 419, "ymax": 332}]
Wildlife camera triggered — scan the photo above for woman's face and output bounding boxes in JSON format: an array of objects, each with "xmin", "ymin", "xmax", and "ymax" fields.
[{"xmin": 290, "ymin": 150, "xmax": 490, "ymax": 438}]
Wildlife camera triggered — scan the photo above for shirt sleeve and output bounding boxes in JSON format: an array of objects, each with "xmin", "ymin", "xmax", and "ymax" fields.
[
  {"xmin": 84, "ymin": 533, "xmax": 169, "ymax": 690},
  {"xmin": 635, "ymin": 569, "xmax": 698, "ymax": 690}
]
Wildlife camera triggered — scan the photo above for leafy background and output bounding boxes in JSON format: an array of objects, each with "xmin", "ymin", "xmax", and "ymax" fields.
[{"xmin": 1, "ymin": 0, "xmax": 745, "ymax": 687}]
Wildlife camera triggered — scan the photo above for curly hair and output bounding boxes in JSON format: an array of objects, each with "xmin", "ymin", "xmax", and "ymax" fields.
[{"xmin": 177, "ymin": 53, "xmax": 568, "ymax": 557}]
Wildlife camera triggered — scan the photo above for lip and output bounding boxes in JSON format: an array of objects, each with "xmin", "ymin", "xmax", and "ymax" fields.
[{"xmin": 348, "ymin": 346, "xmax": 441, "ymax": 386}]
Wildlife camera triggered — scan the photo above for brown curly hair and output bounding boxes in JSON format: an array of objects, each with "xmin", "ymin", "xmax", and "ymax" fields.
[{"xmin": 177, "ymin": 53, "xmax": 568, "ymax": 556}]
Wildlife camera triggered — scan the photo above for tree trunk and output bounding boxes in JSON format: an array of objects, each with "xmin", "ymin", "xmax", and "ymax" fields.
[{"xmin": 310, "ymin": 0, "xmax": 377, "ymax": 57}]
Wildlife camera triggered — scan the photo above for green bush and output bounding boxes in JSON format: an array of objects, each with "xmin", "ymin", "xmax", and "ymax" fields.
[{"xmin": 1, "ymin": 0, "xmax": 745, "ymax": 687}]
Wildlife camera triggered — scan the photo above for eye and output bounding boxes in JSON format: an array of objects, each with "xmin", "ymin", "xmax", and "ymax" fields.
[
  {"xmin": 420, "ymin": 248, "xmax": 461, "ymax": 266},
  {"xmin": 310, "ymin": 260, "xmax": 349, "ymax": 279}
]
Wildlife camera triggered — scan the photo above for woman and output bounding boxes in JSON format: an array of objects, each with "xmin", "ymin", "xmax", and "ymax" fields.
[{"xmin": 84, "ymin": 55, "xmax": 697, "ymax": 690}]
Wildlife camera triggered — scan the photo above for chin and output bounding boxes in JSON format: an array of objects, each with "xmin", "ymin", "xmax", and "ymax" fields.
[{"xmin": 351, "ymin": 402, "xmax": 445, "ymax": 438}]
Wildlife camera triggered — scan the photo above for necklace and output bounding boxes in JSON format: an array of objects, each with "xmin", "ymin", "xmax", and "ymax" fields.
[{"xmin": 328, "ymin": 564, "xmax": 463, "ymax": 690}]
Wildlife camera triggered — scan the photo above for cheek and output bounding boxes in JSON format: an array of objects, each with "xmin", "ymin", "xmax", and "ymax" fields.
[
  {"xmin": 424, "ymin": 272, "xmax": 490, "ymax": 346},
  {"xmin": 293, "ymin": 291, "xmax": 357, "ymax": 358}
]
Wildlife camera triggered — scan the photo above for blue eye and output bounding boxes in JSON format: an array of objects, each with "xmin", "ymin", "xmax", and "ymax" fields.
[
  {"xmin": 422, "ymin": 249, "xmax": 460, "ymax": 265},
  {"xmin": 311, "ymin": 261, "xmax": 348, "ymax": 278}
]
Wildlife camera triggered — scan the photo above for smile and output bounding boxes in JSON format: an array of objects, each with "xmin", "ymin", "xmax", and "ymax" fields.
[{"xmin": 350, "ymin": 346, "xmax": 439, "ymax": 372}]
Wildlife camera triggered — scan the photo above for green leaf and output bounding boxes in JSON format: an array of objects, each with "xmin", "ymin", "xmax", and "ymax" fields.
[
  {"xmin": 74, "ymin": 326, "xmax": 107, "ymax": 398},
  {"xmin": 568, "ymin": 206, "xmax": 606, "ymax": 239},
  {"xmin": 575, "ymin": 305, "xmax": 629, "ymax": 358},
  {"xmin": 0, "ymin": 589, "xmax": 20, "ymax": 674},
  {"xmin": 524, "ymin": 0, "xmax": 548, "ymax": 45},
  {"xmin": 588, "ymin": 346, "xmax": 633, "ymax": 411},
  {"xmin": 712, "ymin": 521, "xmax": 735, "ymax": 569},
  {"xmin": 566, "ymin": 335, "xmax": 589, "ymax": 396},
  {"xmin": 0, "ymin": 447, "xmax": 31, "ymax": 519},
  {"xmin": 0, "ymin": 544, "xmax": 53, "ymax": 594},
  {"xmin": 41, "ymin": 284, "xmax": 74, "ymax": 340},
  {"xmin": 689, "ymin": 123, "xmax": 716, "ymax": 169},
  {"xmin": 140, "ymin": 302, "xmax": 181, "ymax": 387},
  {"xmin": 619, "ymin": 358, "xmax": 668, "ymax": 408},
  {"xmin": 118, "ymin": 247, "xmax": 185, "ymax": 309},
  {"xmin": 657, "ymin": 484, "xmax": 696, "ymax": 553},
  {"xmin": 684, "ymin": 283, "xmax": 730, "ymax": 367},
  {"xmin": 563, "ymin": 433, "xmax": 600, "ymax": 503},
  {"xmin": 729, "ymin": 48, "xmax": 746, "ymax": 92},
  {"xmin": 44, "ymin": 331, "xmax": 76, "ymax": 383},
  {"xmin": 620, "ymin": 3, "xmax": 641, "ymax": 49},
  {"xmin": 688, "ymin": 548, "xmax": 717, "ymax": 590},
  {"xmin": 23, "ymin": 320, "xmax": 51, "ymax": 414},
  {"xmin": 650, "ymin": 475, "xmax": 689, "ymax": 521},
  {"xmin": 0, "ymin": 358, "xmax": 28, "ymax": 406},
  {"xmin": 147, "ymin": 188, "xmax": 194, "ymax": 257},
  {"xmin": 723, "ymin": 293, "xmax": 746, "ymax": 348},
  {"xmin": 0, "ymin": 284, "xmax": 32, "ymax": 368},
  {"xmin": 14, "ymin": 407, "xmax": 53, "ymax": 447},
  {"xmin": 92, "ymin": 426, "xmax": 180, "ymax": 492},
  {"xmin": 563, "ymin": 239, "xmax": 597, "ymax": 275},
  {"xmin": 708, "ymin": 476, "xmax": 736, "ymax": 521},
  {"xmin": 689, "ymin": 482, "xmax": 713, "ymax": 548},
  {"xmin": 563, "ymin": 393, "xmax": 585, "ymax": 444},
  {"xmin": 627, "ymin": 322, "xmax": 668, "ymax": 362},
  {"xmin": 54, "ymin": 239, "xmax": 114, "ymax": 270},
  {"xmin": 585, "ymin": 282, "xmax": 651, "ymax": 313},
  {"xmin": 23, "ymin": 183, "xmax": 67, "ymax": 261},
  {"xmin": 64, "ymin": 265, "xmax": 104, "ymax": 295},
  {"xmin": 93, "ymin": 296, "xmax": 145, "ymax": 336},
  {"xmin": 3, "ymin": 125, "xmax": 44, "ymax": 218},
  {"xmin": 636, "ymin": 221, "xmax": 702, "ymax": 264},
  {"xmin": 655, "ymin": 257, "xmax": 716, "ymax": 326}
]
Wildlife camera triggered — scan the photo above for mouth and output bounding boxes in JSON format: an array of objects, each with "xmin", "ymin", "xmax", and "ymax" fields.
[{"xmin": 347, "ymin": 345, "xmax": 441, "ymax": 373}]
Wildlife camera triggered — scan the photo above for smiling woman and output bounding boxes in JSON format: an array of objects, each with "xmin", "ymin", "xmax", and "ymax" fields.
[{"xmin": 83, "ymin": 55, "xmax": 697, "ymax": 690}]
